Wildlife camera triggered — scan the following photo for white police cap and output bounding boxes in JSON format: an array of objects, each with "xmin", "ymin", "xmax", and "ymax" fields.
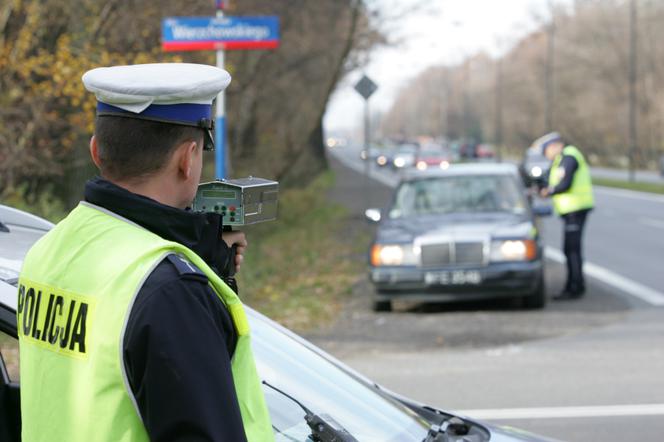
[
  {"xmin": 532, "ymin": 132, "xmax": 562, "ymax": 154},
  {"xmin": 82, "ymin": 63, "xmax": 230, "ymax": 150},
  {"xmin": 82, "ymin": 63, "xmax": 230, "ymax": 113}
]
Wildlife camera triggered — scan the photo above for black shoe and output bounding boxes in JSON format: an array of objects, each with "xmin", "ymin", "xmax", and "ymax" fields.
[
  {"xmin": 553, "ymin": 289, "xmax": 584, "ymax": 301},
  {"xmin": 570, "ymin": 286, "xmax": 586, "ymax": 297}
]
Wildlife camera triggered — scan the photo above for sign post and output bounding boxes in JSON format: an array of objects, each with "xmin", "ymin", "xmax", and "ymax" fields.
[
  {"xmin": 216, "ymin": 3, "xmax": 226, "ymax": 181},
  {"xmin": 354, "ymin": 74, "xmax": 378, "ymax": 209},
  {"xmin": 162, "ymin": 10, "xmax": 280, "ymax": 179}
]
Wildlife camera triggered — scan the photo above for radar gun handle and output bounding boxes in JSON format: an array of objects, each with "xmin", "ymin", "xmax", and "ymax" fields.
[{"xmin": 221, "ymin": 225, "xmax": 239, "ymax": 293}]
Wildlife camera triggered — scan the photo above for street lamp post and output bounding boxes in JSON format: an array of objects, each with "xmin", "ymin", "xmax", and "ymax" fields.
[{"xmin": 628, "ymin": 0, "xmax": 638, "ymax": 182}]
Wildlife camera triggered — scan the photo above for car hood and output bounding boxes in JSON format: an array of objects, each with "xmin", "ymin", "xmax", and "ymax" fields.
[
  {"xmin": 376, "ymin": 213, "xmax": 534, "ymax": 244},
  {"xmin": 485, "ymin": 423, "xmax": 561, "ymax": 441},
  {"xmin": 0, "ymin": 226, "xmax": 45, "ymax": 264}
]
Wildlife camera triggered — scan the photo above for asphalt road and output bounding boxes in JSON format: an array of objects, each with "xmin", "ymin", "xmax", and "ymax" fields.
[
  {"xmin": 308, "ymin": 147, "xmax": 664, "ymax": 442},
  {"xmin": 591, "ymin": 166, "xmax": 663, "ymax": 184},
  {"xmin": 540, "ymin": 188, "xmax": 664, "ymax": 299}
]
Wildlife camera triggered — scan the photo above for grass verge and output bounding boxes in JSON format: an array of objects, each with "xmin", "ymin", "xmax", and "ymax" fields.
[
  {"xmin": 592, "ymin": 177, "xmax": 664, "ymax": 195},
  {"xmin": 237, "ymin": 171, "xmax": 368, "ymax": 333}
]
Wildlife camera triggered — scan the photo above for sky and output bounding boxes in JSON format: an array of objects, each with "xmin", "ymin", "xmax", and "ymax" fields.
[{"xmin": 323, "ymin": 0, "xmax": 554, "ymax": 135}]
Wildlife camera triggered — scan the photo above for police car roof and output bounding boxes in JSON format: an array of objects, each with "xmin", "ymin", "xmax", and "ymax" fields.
[
  {"xmin": 402, "ymin": 162, "xmax": 519, "ymax": 181},
  {"xmin": 0, "ymin": 205, "xmax": 54, "ymax": 311}
]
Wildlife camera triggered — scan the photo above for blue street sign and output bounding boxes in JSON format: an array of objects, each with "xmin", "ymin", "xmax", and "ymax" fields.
[{"xmin": 162, "ymin": 16, "xmax": 280, "ymax": 51}]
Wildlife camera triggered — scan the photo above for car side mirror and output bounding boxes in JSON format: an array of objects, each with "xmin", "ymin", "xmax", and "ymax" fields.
[
  {"xmin": 365, "ymin": 208, "xmax": 382, "ymax": 223},
  {"xmin": 532, "ymin": 204, "xmax": 553, "ymax": 217}
]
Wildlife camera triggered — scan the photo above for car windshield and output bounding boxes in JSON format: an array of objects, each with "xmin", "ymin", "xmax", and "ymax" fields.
[
  {"xmin": 398, "ymin": 144, "xmax": 418, "ymax": 153},
  {"xmin": 249, "ymin": 309, "xmax": 429, "ymax": 441},
  {"xmin": 389, "ymin": 174, "xmax": 527, "ymax": 218},
  {"xmin": 419, "ymin": 149, "xmax": 446, "ymax": 158},
  {"xmin": 526, "ymin": 149, "xmax": 547, "ymax": 161}
]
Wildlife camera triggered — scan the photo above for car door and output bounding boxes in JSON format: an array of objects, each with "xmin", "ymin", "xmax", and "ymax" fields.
[{"xmin": 0, "ymin": 290, "xmax": 20, "ymax": 442}]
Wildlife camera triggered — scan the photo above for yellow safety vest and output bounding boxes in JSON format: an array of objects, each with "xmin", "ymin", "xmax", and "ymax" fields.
[
  {"xmin": 17, "ymin": 202, "xmax": 274, "ymax": 442},
  {"xmin": 549, "ymin": 145, "xmax": 594, "ymax": 215}
]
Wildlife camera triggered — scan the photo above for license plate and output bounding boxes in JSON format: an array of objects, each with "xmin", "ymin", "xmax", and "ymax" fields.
[{"xmin": 424, "ymin": 270, "xmax": 482, "ymax": 285}]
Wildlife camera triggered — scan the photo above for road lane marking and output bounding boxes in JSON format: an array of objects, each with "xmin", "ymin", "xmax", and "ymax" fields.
[
  {"xmin": 458, "ymin": 403, "xmax": 664, "ymax": 420},
  {"xmin": 544, "ymin": 247, "xmax": 664, "ymax": 306},
  {"xmin": 639, "ymin": 217, "xmax": 664, "ymax": 230},
  {"xmin": 594, "ymin": 186, "xmax": 664, "ymax": 204}
]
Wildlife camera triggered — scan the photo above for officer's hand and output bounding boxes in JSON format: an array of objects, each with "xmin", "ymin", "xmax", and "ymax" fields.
[
  {"xmin": 222, "ymin": 230, "xmax": 248, "ymax": 273},
  {"xmin": 539, "ymin": 187, "xmax": 550, "ymax": 198}
]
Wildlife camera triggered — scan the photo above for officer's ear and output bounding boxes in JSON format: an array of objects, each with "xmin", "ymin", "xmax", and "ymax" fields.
[
  {"xmin": 175, "ymin": 140, "xmax": 199, "ymax": 180},
  {"xmin": 89, "ymin": 136, "xmax": 102, "ymax": 170}
]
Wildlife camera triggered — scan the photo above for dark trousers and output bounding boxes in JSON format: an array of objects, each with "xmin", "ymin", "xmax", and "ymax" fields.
[{"xmin": 562, "ymin": 209, "xmax": 590, "ymax": 293}]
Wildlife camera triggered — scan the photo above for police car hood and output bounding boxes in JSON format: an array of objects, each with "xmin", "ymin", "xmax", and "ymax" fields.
[{"xmin": 376, "ymin": 212, "xmax": 533, "ymax": 244}]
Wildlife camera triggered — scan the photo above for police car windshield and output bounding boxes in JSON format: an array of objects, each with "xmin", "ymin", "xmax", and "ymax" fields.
[
  {"xmin": 249, "ymin": 309, "xmax": 428, "ymax": 441},
  {"xmin": 390, "ymin": 175, "xmax": 527, "ymax": 219}
]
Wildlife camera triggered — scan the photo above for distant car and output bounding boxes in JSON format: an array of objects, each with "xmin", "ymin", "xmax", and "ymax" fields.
[
  {"xmin": 325, "ymin": 137, "xmax": 348, "ymax": 148},
  {"xmin": 415, "ymin": 148, "xmax": 452, "ymax": 171},
  {"xmin": 359, "ymin": 146, "xmax": 380, "ymax": 161},
  {"xmin": 375, "ymin": 148, "xmax": 394, "ymax": 167},
  {"xmin": 459, "ymin": 140, "xmax": 479, "ymax": 159},
  {"xmin": 392, "ymin": 144, "xmax": 419, "ymax": 169},
  {"xmin": 475, "ymin": 144, "xmax": 496, "ymax": 160},
  {"xmin": 520, "ymin": 148, "xmax": 551, "ymax": 188},
  {"xmin": 366, "ymin": 163, "xmax": 549, "ymax": 312},
  {"xmin": 0, "ymin": 204, "xmax": 553, "ymax": 442}
]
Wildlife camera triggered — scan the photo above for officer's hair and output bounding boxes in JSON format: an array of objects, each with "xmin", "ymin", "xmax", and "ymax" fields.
[{"xmin": 94, "ymin": 115, "xmax": 204, "ymax": 182}]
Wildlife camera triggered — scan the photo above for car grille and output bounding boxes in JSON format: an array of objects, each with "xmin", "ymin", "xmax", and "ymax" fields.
[{"xmin": 421, "ymin": 242, "xmax": 484, "ymax": 267}]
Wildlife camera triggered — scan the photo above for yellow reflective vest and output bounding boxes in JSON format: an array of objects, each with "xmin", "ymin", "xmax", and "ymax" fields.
[
  {"xmin": 548, "ymin": 145, "xmax": 595, "ymax": 215},
  {"xmin": 18, "ymin": 202, "xmax": 273, "ymax": 442}
]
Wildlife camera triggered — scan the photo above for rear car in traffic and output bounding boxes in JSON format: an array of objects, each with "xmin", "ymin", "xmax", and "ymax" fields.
[
  {"xmin": 414, "ymin": 148, "xmax": 452, "ymax": 171},
  {"xmin": 392, "ymin": 143, "xmax": 419, "ymax": 170},
  {"xmin": 520, "ymin": 148, "xmax": 551, "ymax": 188},
  {"xmin": 366, "ymin": 163, "xmax": 548, "ymax": 311}
]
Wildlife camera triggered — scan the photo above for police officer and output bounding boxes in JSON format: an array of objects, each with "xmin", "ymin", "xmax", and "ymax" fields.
[
  {"xmin": 537, "ymin": 132, "xmax": 595, "ymax": 300},
  {"xmin": 17, "ymin": 64, "xmax": 274, "ymax": 441}
]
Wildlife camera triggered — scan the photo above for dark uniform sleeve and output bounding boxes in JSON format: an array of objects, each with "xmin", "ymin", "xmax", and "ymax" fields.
[
  {"xmin": 550, "ymin": 155, "xmax": 579, "ymax": 195},
  {"xmin": 123, "ymin": 256, "xmax": 248, "ymax": 442}
]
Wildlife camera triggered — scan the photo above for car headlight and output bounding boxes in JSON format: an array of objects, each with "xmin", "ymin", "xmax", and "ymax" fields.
[
  {"xmin": 416, "ymin": 160, "xmax": 427, "ymax": 170},
  {"xmin": 490, "ymin": 240, "xmax": 537, "ymax": 261},
  {"xmin": 440, "ymin": 161, "xmax": 450, "ymax": 170},
  {"xmin": 394, "ymin": 157, "xmax": 406, "ymax": 168},
  {"xmin": 531, "ymin": 166, "xmax": 543, "ymax": 177},
  {"xmin": 377, "ymin": 155, "xmax": 387, "ymax": 166},
  {"xmin": 370, "ymin": 244, "xmax": 418, "ymax": 266}
]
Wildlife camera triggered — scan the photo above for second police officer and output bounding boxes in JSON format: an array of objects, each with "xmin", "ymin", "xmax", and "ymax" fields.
[{"xmin": 537, "ymin": 132, "xmax": 595, "ymax": 300}]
